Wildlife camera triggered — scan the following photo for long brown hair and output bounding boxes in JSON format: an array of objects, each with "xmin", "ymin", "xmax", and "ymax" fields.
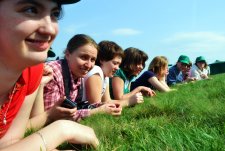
[{"xmin": 148, "ymin": 56, "xmax": 168, "ymax": 76}]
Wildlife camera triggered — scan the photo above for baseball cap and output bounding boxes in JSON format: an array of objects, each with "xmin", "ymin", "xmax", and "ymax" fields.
[
  {"xmin": 178, "ymin": 55, "xmax": 190, "ymax": 64},
  {"xmin": 195, "ymin": 56, "xmax": 206, "ymax": 63},
  {"xmin": 55, "ymin": 0, "xmax": 80, "ymax": 5}
]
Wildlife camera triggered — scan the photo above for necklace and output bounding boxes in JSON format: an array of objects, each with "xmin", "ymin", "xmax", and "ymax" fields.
[{"xmin": 0, "ymin": 84, "xmax": 17, "ymax": 125}]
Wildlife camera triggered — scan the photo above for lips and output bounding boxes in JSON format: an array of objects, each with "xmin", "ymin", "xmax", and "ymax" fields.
[{"xmin": 26, "ymin": 39, "xmax": 50, "ymax": 51}]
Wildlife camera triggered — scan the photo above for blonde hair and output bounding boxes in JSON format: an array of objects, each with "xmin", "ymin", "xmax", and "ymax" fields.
[{"xmin": 148, "ymin": 56, "xmax": 168, "ymax": 76}]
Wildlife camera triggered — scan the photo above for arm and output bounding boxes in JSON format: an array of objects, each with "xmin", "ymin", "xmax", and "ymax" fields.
[
  {"xmin": 85, "ymin": 74, "xmax": 103, "ymax": 104},
  {"xmin": 0, "ymin": 88, "xmax": 98, "ymax": 150},
  {"xmin": 148, "ymin": 77, "xmax": 170, "ymax": 92},
  {"xmin": 190, "ymin": 69, "xmax": 201, "ymax": 80},
  {"xmin": 1, "ymin": 120, "xmax": 99, "ymax": 151},
  {"xmin": 111, "ymin": 77, "xmax": 127, "ymax": 99},
  {"xmin": 112, "ymin": 77, "xmax": 155, "ymax": 100},
  {"xmin": 106, "ymin": 83, "xmax": 144, "ymax": 107},
  {"xmin": 111, "ymin": 77, "xmax": 140, "ymax": 99}
]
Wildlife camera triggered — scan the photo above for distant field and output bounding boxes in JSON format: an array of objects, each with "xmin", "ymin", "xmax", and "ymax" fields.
[{"xmin": 79, "ymin": 73, "xmax": 225, "ymax": 151}]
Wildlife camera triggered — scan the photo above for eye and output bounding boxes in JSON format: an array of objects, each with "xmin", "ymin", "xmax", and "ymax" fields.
[
  {"xmin": 51, "ymin": 10, "xmax": 62, "ymax": 20},
  {"xmin": 80, "ymin": 55, "xmax": 88, "ymax": 60},
  {"xmin": 91, "ymin": 58, "xmax": 96, "ymax": 63},
  {"xmin": 23, "ymin": 6, "xmax": 38, "ymax": 15}
]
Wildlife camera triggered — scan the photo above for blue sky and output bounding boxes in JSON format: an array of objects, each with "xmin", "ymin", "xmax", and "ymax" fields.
[{"xmin": 52, "ymin": 0, "xmax": 225, "ymax": 67}]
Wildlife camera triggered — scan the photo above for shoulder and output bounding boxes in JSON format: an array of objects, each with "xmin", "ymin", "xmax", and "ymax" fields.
[
  {"xmin": 144, "ymin": 70, "xmax": 155, "ymax": 77},
  {"xmin": 191, "ymin": 64, "xmax": 198, "ymax": 71},
  {"xmin": 86, "ymin": 65, "xmax": 104, "ymax": 80},
  {"xmin": 45, "ymin": 60, "xmax": 62, "ymax": 71}
]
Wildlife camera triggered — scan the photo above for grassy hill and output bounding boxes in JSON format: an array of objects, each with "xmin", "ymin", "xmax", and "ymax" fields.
[{"xmin": 79, "ymin": 73, "xmax": 225, "ymax": 151}]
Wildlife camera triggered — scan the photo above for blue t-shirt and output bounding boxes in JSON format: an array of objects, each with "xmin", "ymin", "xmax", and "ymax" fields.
[
  {"xmin": 131, "ymin": 71, "xmax": 155, "ymax": 91},
  {"xmin": 167, "ymin": 65, "xmax": 182, "ymax": 85}
]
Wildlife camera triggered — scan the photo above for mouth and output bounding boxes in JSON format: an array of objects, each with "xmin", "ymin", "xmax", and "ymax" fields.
[
  {"xmin": 80, "ymin": 68, "xmax": 89, "ymax": 75},
  {"xmin": 26, "ymin": 38, "xmax": 50, "ymax": 51}
]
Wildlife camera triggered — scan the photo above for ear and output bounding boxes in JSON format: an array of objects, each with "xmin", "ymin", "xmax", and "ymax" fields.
[{"xmin": 65, "ymin": 50, "xmax": 70, "ymax": 60}]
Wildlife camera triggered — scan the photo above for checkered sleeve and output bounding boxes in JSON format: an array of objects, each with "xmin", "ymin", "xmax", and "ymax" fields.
[
  {"xmin": 44, "ymin": 61, "xmax": 64, "ymax": 110},
  {"xmin": 73, "ymin": 109, "xmax": 91, "ymax": 121}
]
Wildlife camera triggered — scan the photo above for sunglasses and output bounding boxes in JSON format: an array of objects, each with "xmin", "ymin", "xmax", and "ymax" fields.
[{"xmin": 181, "ymin": 63, "xmax": 188, "ymax": 67}]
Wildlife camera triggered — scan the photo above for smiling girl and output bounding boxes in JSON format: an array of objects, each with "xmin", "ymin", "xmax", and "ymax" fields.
[{"xmin": 0, "ymin": 0, "xmax": 99, "ymax": 150}]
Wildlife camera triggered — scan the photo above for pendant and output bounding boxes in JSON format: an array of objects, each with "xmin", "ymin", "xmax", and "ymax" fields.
[{"xmin": 3, "ymin": 117, "xmax": 7, "ymax": 125}]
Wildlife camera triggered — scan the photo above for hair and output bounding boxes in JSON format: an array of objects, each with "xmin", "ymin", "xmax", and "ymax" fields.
[
  {"xmin": 148, "ymin": 56, "xmax": 168, "ymax": 75},
  {"xmin": 64, "ymin": 34, "xmax": 98, "ymax": 55},
  {"xmin": 120, "ymin": 47, "xmax": 148, "ymax": 77},
  {"xmin": 195, "ymin": 61, "xmax": 208, "ymax": 69},
  {"xmin": 95, "ymin": 40, "xmax": 123, "ymax": 66}
]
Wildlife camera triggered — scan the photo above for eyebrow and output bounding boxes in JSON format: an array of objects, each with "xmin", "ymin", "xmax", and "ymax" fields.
[
  {"xmin": 16, "ymin": 0, "xmax": 60, "ymax": 12},
  {"xmin": 16, "ymin": 0, "xmax": 43, "ymax": 7}
]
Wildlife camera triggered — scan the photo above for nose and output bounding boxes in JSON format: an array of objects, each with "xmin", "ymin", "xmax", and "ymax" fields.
[
  {"xmin": 38, "ymin": 16, "xmax": 58, "ymax": 38},
  {"xmin": 85, "ymin": 60, "xmax": 94, "ymax": 69},
  {"xmin": 138, "ymin": 64, "xmax": 143, "ymax": 70},
  {"xmin": 115, "ymin": 65, "xmax": 120, "ymax": 70}
]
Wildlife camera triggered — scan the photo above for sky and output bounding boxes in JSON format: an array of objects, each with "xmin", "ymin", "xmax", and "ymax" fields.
[{"xmin": 52, "ymin": 0, "xmax": 225, "ymax": 67}]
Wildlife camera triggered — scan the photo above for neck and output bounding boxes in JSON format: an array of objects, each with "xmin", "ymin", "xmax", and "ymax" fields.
[{"xmin": 0, "ymin": 61, "xmax": 22, "ymax": 104}]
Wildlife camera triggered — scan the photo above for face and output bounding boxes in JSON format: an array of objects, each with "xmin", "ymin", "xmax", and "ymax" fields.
[
  {"xmin": 101, "ymin": 56, "xmax": 122, "ymax": 77},
  {"xmin": 66, "ymin": 44, "xmax": 98, "ymax": 79},
  {"xmin": 161, "ymin": 65, "xmax": 168, "ymax": 76},
  {"xmin": 0, "ymin": 0, "xmax": 59, "ymax": 68},
  {"xmin": 197, "ymin": 61, "xmax": 205, "ymax": 70},
  {"xmin": 132, "ymin": 63, "xmax": 144, "ymax": 76},
  {"xmin": 177, "ymin": 62, "xmax": 188, "ymax": 72}
]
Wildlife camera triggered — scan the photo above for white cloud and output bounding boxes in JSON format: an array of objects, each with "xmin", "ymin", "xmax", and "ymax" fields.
[
  {"xmin": 163, "ymin": 32, "xmax": 225, "ymax": 53},
  {"xmin": 160, "ymin": 32, "xmax": 225, "ymax": 64},
  {"xmin": 112, "ymin": 28, "xmax": 141, "ymax": 36},
  {"xmin": 61, "ymin": 24, "xmax": 87, "ymax": 34}
]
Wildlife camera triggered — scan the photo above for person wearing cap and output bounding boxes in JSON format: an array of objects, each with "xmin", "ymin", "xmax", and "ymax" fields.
[
  {"xmin": 167, "ymin": 55, "xmax": 192, "ymax": 85},
  {"xmin": 0, "ymin": 0, "xmax": 99, "ymax": 150},
  {"xmin": 190, "ymin": 56, "xmax": 210, "ymax": 80}
]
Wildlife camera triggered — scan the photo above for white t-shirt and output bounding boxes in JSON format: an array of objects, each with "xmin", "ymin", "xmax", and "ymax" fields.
[
  {"xmin": 190, "ymin": 64, "xmax": 209, "ymax": 80},
  {"xmin": 82, "ymin": 65, "xmax": 109, "ymax": 101}
]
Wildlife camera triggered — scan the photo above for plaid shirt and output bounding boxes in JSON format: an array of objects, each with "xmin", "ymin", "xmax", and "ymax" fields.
[{"xmin": 44, "ymin": 60, "xmax": 90, "ymax": 120}]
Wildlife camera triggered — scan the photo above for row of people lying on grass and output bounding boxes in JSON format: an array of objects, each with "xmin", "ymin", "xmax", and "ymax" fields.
[
  {"xmin": 39, "ymin": 34, "xmax": 156, "ymax": 123},
  {"xmin": 39, "ymin": 34, "xmax": 181, "ymax": 124},
  {"xmin": 167, "ymin": 55, "xmax": 210, "ymax": 85}
]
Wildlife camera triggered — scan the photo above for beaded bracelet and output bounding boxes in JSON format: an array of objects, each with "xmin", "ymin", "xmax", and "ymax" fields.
[{"xmin": 36, "ymin": 131, "xmax": 47, "ymax": 151}]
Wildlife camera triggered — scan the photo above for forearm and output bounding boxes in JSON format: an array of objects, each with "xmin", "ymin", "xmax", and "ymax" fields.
[
  {"xmin": 30, "ymin": 84, "xmax": 45, "ymax": 117},
  {"xmin": 27, "ymin": 111, "xmax": 50, "ymax": 130},
  {"xmin": 2, "ymin": 121, "xmax": 67, "ymax": 151}
]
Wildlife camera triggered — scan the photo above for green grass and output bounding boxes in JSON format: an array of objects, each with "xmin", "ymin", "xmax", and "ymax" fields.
[
  {"xmin": 79, "ymin": 73, "xmax": 225, "ymax": 151},
  {"xmin": 26, "ymin": 74, "xmax": 225, "ymax": 150}
]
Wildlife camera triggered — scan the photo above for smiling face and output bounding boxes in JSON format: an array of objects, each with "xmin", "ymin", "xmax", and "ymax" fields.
[
  {"xmin": 0, "ymin": 0, "xmax": 59, "ymax": 68},
  {"xmin": 101, "ymin": 56, "xmax": 122, "ymax": 78},
  {"xmin": 66, "ymin": 44, "xmax": 98, "ymax": 79},
  {"xmin": 132, "ymin": 63, "xmax": 144, "ymax": 76}
]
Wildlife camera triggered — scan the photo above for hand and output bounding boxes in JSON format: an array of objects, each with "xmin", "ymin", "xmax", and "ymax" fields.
[
  {"xmin": 98, "ymin": 103, "xmax": 122, "ymax": 116},
  {"xmin": 201, "ymin": 74, "xmax": 208, "ymax": 79},
  {"xmin": 58, "ymin": 120, "xmax": 99, "ymax": 149},
  {"xmin": 186, "ymin": 77, "xmax": 196, "ymax": 82},
  {"xmin": 47, "ymin": 97, "xmax": 77, "ymax": 122},
  {"xmin": 128, "ymin": 92, "xmax": 144, "ymax": 106},
  {"xmin": 139, "ymin": 86, "xmax": 156, "ymax": 97},
  {"xmin": 41, "ymin": 64, "xmax": 53, "ymax": 85}
]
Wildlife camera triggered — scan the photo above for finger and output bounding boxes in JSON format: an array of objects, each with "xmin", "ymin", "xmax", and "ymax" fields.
[
  {"xmin": 91, "ymin": 137, "xmax": 99, "ymax": 149},
  {"xmin": 55, "ymin": 96, "xmax": 66, "ymax": 106}
]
